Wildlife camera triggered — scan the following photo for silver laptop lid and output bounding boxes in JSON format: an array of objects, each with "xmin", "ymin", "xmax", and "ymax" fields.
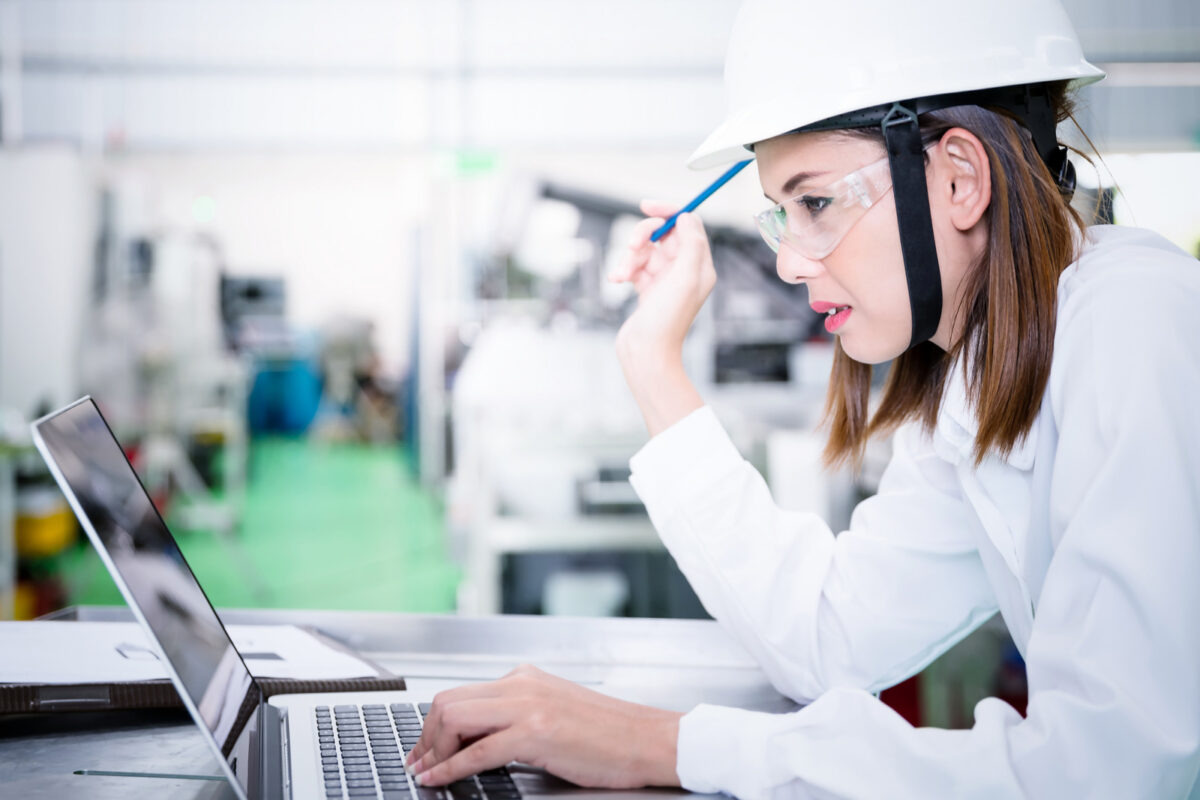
[{"xmin": 32, "ymin": 397, "xmax": 262, "ymax": 800}]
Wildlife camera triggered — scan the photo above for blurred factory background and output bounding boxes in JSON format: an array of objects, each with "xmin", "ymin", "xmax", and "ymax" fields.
[{"xmin": 0, "ymin": 0, "xmax": 1197, "ymax": 729}]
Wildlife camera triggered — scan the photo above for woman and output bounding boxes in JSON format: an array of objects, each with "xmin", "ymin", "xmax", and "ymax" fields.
[{"xmin": 406, "ymin": 1, "xmax": 1200, "ymax": 796}]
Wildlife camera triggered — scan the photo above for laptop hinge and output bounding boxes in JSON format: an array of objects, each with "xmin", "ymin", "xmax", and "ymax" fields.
[{"xmin": 260, "ymin": 700, "xmax": 287, "ymax": 800}]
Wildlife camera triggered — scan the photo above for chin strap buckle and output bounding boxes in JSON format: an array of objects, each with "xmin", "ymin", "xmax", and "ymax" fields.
[{"xmin": 1047, "ymin": 146, "xmax": 1077, "ymax": 199}]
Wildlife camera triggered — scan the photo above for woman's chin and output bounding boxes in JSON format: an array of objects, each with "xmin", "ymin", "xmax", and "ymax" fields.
[{"xmin": 839, "ymin": 331, "xmax": 907, "ymax": 365}]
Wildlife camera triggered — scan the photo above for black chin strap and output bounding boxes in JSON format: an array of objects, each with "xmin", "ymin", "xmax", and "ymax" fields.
[{"xmin": 882, "ymin": 103, "xmax": 943, "ymax": 347}]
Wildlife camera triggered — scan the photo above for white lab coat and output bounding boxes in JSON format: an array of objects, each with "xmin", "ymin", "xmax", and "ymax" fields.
[{"xmin": 628, "ymin": 225, "xmax": 1200, "ymax": 799}]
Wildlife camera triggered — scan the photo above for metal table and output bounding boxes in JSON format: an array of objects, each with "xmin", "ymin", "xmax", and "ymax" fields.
[{"xmin": 1, "ymin": 607, "xmax": 793, "ymax": 799}]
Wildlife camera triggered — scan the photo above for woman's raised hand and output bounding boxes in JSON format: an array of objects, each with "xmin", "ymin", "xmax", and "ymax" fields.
[
  {"xmin": 607, "ymin": 201, "xmax": 713, "ymax": 436},
  {"xmin": 609, "ymin": 200, "xmax": 717, "ymax": 363},
  {"xmin": 404, "ymin": 664, "xmax": 682, "ymax": 788}
]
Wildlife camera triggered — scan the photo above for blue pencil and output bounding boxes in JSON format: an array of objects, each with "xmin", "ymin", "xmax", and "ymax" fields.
[{"xmin": 650, "ymin": 159, "xmax": 753, "ymax": 243}]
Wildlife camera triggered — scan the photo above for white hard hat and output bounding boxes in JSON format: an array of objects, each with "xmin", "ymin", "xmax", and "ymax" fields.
[{"xmin": 689, "ymin": 0, "xmax": 1105, "ymax": 170}]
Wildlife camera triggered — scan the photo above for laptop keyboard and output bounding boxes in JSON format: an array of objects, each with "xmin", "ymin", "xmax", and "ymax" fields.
[{"xmin": 316, "ymin": 703, "xmax": 522, "ymax": 800}]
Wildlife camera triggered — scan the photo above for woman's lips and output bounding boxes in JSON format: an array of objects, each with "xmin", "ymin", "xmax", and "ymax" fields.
[
  {"xmin": 811, "ymin": 301, "xmax": 853, "ymax": 333},
  {"xmin": 824, "ymin": 306, "xmax": 852, "ymax": 333}
]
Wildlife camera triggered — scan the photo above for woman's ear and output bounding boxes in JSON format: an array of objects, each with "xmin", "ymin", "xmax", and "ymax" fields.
[{"xmin": 933, "ymin": 127, "xmax": 991, "ymax": 232}]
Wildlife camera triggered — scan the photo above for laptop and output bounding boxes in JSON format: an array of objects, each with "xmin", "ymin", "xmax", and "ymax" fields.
[{"xmin": 32, "ymin": 397, "xmax": 692, "ymax": 800}]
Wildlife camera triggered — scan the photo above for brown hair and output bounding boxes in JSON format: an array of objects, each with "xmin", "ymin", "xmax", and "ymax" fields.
[{"xmin": 824, "ymin": 82, "xmax": 1087, "ymax": 467}]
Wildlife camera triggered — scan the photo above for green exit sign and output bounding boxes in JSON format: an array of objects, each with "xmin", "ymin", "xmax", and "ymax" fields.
[{"xmin": 455, "ymin": 149, "xmax": 499, "ymax": 175}]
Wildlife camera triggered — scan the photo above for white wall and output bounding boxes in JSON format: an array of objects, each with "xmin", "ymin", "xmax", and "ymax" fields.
[{"xmin": 0, "ymin": 146, "xmax": 93, "ymax": 418}]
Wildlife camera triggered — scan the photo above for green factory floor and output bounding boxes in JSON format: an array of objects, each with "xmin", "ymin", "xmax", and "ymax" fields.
[{"xmin": 58, "ymin": 438, "xmax": 458, "ymax": 613}]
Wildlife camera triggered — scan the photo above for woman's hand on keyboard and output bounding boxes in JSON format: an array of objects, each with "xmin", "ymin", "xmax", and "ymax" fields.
[{"xmin": 405, "ymin": 664, "xmax": 683, "ymax": 788}]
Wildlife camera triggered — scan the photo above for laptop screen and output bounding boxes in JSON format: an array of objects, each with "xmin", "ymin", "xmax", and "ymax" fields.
[{"xmin": 33, "ymin": 398, "xmax": 261, "ymax": 797}]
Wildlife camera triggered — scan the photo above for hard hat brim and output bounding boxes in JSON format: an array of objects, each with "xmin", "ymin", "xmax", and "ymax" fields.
[{"xmin": 687, "ymin": 68, "xmax": 1105, "ymax": 171}]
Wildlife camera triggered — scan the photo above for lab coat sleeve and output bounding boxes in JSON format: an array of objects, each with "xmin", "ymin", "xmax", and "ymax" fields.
[
  {"xmin": 629, "ymin": 408, "xmax": 997, "ymax": 704},
  {"xmin": 664, "ymin": 263, "xmax": 1200, "ymax": 799}
]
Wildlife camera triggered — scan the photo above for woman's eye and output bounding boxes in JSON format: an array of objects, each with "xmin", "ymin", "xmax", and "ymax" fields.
[{"xmin": 798, "ymin": 195, "xmax": 833, "ymax": 216}]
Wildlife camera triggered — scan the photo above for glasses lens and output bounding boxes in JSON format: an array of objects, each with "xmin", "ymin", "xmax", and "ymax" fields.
[
  {"xmin": 754, "ymin": 206, "xmax": 784, "ymax": 253},
  {"xmin": 753, "ymin": 156, "xmax": 892, "ymax": 260}
]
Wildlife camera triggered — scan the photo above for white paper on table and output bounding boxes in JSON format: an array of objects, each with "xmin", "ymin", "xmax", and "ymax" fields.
[
  {"xmin": 0, "ymin": 621, "xmax": 380, "ymax": 684},
  {"xmin": 227, "ymin": 623, "xmax": 378, "ymax": 680}
]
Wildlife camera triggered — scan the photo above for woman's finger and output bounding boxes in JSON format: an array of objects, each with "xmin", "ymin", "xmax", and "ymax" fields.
[
  {"xmin": 643, "ymin": 211, "xmax": 695, "ymax": 275},
  {"xmin": 633, "ymin": 269, "xmax": 655, "ymax": 295},
  {"xmin": 416, "ymin": 727, "xmax": 526, "ymax": 787},
  {"xmin": 626, "ymin": 216, "xmax": 667, "ymax": 256},
  {"xmin": 639, "ymin": 199, "xmax": 680, "ymax": 219},
  {"xmin": 631, "ymin": 214, "xmax": 666, "ymax": 240},
  {"xmin": 680, "ymin": 209, "xmax": 707, "ymax": 237},
  {"xmin": 609, "ymin": 218, "xmax": 664, "ymax": 283},
  {"xmin": 418, "ymin": 698, "xmax": 517, "ymax": 771},
  {"xmin": 407, "ymin": 683, "xmax": 505, "ymax": 767},
  {"xmin": 609, "ymin": 248, "xmax": 645, "ymax": 285},
  {"xmin": 674, "ymin": 212, "xmax": 707, "ymax": 256}
]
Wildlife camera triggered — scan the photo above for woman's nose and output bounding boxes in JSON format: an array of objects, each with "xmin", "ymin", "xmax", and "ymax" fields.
[{"xmin": 776, "ymin": 246, "xmax": 824, "ymax": 285}]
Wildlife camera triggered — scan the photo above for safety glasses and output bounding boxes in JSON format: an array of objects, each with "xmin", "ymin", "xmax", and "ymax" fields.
[{"xmin": 753, "ymin": 155, "xmax": 894, "ymax": 260}]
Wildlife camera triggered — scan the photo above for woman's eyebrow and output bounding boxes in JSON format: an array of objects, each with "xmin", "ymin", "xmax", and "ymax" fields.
[{"xmin": 764, "ymin": 170, "xmax": 829, "ymax": 203}]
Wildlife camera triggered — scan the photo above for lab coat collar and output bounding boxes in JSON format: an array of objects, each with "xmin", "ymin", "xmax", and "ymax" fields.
[{"xmin": 936, "ymin": 357, "xmax": 1039, "ymax": 471}]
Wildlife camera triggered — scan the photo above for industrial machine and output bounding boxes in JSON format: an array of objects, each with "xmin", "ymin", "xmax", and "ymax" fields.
[{"xmin": 448, "ymin": 180, "xmax": 871, "ymax": 617}]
